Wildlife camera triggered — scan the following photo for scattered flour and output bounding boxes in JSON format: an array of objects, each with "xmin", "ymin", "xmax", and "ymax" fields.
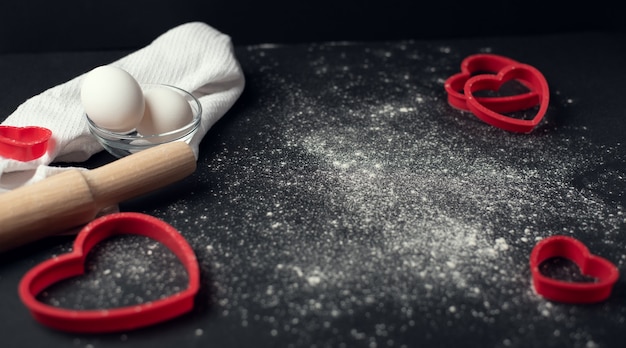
[{"xmin": 40, "ymin": 41, "xmax": 625, "ymax": 347}]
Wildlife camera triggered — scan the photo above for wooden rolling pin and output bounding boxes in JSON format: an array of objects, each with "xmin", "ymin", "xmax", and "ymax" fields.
[{"xmin": 0, "ymin": 141, "xmax": 197, "ymax": 253}]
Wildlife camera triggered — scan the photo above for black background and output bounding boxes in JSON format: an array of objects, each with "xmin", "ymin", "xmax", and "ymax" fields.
[
  {"xmin": 1, "ymin": 2, "xmax": 626, "ymax": 348},
  {"xmin": 1, "ymin": 0, "xmax": 624, "ymax": 53}
]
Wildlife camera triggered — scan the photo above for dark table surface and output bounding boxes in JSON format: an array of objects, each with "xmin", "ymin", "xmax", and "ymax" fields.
[{"xmin": 1, "ymin": 31, "xmax": 626, "ymax": 348}]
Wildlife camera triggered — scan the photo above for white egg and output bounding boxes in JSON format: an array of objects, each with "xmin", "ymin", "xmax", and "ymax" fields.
[
  {"xmin": 136, "ymin": 86, "xmax": 194, "ymax": 136},
  {"xmin": 80, "ymin": 65, "xmax": 145, "ymax": 132}
]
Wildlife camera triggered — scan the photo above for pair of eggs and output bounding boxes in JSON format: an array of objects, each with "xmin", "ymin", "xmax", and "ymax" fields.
[{"xmin": 80, "ymin": 66, "xmax": 193, "ymax": 135}]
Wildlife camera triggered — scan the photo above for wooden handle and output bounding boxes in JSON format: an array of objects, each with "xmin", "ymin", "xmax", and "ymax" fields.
[{"xmin": 0, "ymin": 141, "xmax": 196, "ymax": 252}]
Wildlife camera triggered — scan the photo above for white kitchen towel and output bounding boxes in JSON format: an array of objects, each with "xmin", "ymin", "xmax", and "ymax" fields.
[{"xmin": 0, "ymin": 21, "xmax": 245, "ymax": 192}]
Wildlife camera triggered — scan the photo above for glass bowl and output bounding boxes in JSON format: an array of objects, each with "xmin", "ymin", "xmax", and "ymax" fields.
[{"xmin": 86, "ymin": 84, "xmax": 202, "ymax": 158}]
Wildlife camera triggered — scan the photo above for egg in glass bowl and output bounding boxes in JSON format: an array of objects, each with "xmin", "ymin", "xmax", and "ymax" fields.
[{"xmin": 81, "ymin": 66, "xmax": 201, "ymax": 158}]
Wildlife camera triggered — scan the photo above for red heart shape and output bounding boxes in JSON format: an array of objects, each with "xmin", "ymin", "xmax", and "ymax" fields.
[
  {"xmin": 530, "ymin": 235, "xmax": 619, "ymax": 304},
  {"xmin": 444, "ymin": 54, "xmax": 539, "ymax": 112},
  {"xmin": 0, "ymin": 125, "xmax": 52, "ymax": 161},
  {"xmin": 464, "ymin": 63, "xmax": 550, "ymax": 133},
  {"xmin": 18, "ymin": 213, "xmax": 200, "ymax": 333}
]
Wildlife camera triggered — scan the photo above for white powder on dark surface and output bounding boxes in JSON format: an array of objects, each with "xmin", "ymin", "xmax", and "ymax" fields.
[
  {"xmin": 41, "ymin": 42, "xmax": 625, "ymax": 348},
  {"xmin": 39, "ymin": 235, "xmax": 187, "ymax": 310}
]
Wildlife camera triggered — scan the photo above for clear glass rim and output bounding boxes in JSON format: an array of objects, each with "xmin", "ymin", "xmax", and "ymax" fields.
[{"xmin": 85, "ymin": 83, "xmax": 202, "ymax": 141}]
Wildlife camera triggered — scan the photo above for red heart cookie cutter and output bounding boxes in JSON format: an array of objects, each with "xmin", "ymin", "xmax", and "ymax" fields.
[
  {"xmin": 464, "ymin": 63, "xmax": 550, "ymax": 133},
  {"xmin": 444, "ymin": 54, "xmax": 539, "ymax": 112},
  {"xmin": 0, "ymin": 125, "xmax": 52, "ymax": 161},
  {"xmin": 530, "ymin": 235, "xmax": 619, "ymax": 304},
  {"xmin": 18, "ymin": 212, "xmax": 200, "ymax": 333}
]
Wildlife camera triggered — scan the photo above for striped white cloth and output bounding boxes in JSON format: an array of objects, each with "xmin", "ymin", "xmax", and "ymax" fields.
[{"xmin": 0, "ymin": 22, "xmax": 245, "ymax": 192}]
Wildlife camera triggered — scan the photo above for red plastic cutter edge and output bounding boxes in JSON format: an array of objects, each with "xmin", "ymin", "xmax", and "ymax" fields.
[
  {"xmin": 530, "ymin": 235, "xmax": 619, "ymax": 304},
  {"xmin": 444, "ymin": 53, "xmax": 539, "ymax": 112},
  {"xmin": 464, "ymin": 63, "xmax": 550, "ymax": 133},
  {"xmin": 0, "ymin": 125, "xmax": 52, "ymax": 161},
  {"xmin": 18, "ymin": 212, "xmax": 200, "ymax": 333}
]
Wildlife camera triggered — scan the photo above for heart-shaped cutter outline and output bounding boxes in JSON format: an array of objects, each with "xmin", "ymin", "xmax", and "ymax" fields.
[
  {"xmin": 444, "ymin": 53, "xmax": 539, "ymax": 112},
  {"xmin": 18, "ymin": 212, "xmax": 200, "ymax": 333},
  {"xmin": 464, "ymin": 63, "xmax": 550, "ymax": 133},
  {"xmin": 530, "ymin": 235, "xmax": 619, "ymax": 304},
  {"xmin": 0, "ymin": 125, "xmax": 52, "ymax": 161}
]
